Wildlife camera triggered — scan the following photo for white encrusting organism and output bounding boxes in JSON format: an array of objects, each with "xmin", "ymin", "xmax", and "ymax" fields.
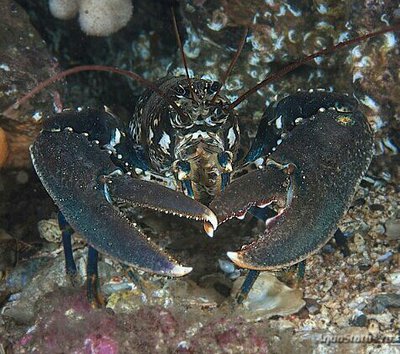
[{"xmin": 48, "ymin": 0, "xmax": 133, "ymax": 37}]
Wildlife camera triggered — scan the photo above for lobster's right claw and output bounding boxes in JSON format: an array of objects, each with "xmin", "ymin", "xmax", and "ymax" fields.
[
  {"xmin": 31, "ymin": 129, "xmax": 216, "ymax": 277},
  {"xmin": 104, "ymin": 174, "xmax": 217, "ymax": 233}
]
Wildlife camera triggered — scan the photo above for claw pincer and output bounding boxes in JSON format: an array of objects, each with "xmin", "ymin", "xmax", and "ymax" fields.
[{"xmin": 211, "ymin": 97, "xmax": 374, "ymax": 271}]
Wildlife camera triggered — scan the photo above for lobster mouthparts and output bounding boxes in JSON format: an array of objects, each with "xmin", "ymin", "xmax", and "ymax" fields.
[{"xmin": 209, "ymin": 109, "xmax": 374, "ymax": 270}]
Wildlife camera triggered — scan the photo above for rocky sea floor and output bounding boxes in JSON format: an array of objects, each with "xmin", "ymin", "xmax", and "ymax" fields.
[{"xmin": 1, "ymin": 0, "xmax": 400, "ymax": 353}]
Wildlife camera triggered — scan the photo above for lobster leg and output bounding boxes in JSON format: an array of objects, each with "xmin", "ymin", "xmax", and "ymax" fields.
[
  {"xmin": 87, "ymin": 246, "xmax": 104, "ymax": 307},
  {"xmin": 58, "ymin": 212, "xmax": 78, "ymax": 284},
  {"xmin": 59, "ymin": 212, "xmax": 104, "ymax": 305},
  {"xmin": 236, "ymin": 270, "xmax": 260, "ymax": 304},
  {"xmin": 333, "ymin": 228, "xmax": 350, "ymax": 257}
]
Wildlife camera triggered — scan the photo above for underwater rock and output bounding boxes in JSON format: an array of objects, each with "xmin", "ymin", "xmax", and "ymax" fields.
[
  {"xmin": 0, "ymin": 0, "xmax": 59, "ymax": 168},
  {"xmin": 1, "ymin": 249, "xmax": 117, "ymax": 324},
  {"xmin": 106, "ymin": 277, "xmax": 225, "ymax": 314},
  {"xmin": 232, "ymin": 272, "xmax": 305, "ymax": 319}
]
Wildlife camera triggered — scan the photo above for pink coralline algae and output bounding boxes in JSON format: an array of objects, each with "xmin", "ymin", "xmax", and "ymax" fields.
[
  {"xmin": 177, "ymin": 317, "xmax": 269, "ymax": 354},
  {"xmin": 12, "ymin": 287, "xmax": 269, "ymax": 353},
  {"xmin": 83, "ymin": 334, "xmax": 119, "ymax": 354}
]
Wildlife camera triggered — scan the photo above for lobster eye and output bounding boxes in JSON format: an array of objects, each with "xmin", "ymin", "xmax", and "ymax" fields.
[
  {"xmin": 209, "ymin": 81, "xmax": 221, "ymax": 93},
  {"xmin": 214, "ymin": 107, "xmax": 223, "ymax": 117},
  {"xmin": 170, "ymin": 111, "xmax": 193, "ymax": 129},
  {"xmin": 174, "ymin": 85, "xmax": 186, "ymax": 97},
  {"xmin": 218, "ymin": 151, "xmax": 233, "ymax": 172},
  {"xmin": 205, "ymin": 106, "xmax": 227, "ymax": 126},
  {"xmin": 212, "ymin": 107, "xmax": 227, "ymax": 122}
]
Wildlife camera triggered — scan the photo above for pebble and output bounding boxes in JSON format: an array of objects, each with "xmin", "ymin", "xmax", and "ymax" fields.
[
  {"xmin": 385, "ymin": 219, "xmax": 400, "ymax": 240},
  {"xmin": 392, "ymin": 253, "xmax": 400, "ymax": 267},
  {"xmin": 370, "ymin": 204, "xmax": 385, "ymax": 212},
  {"xmin": 370, "ymin": 293, "xmax": 400, "ymax": 314},
  {"xmin": 304, "ymin": 298, "xmax": 321, "ymax": 315},
  {"xmin": 386, "ymin": 271, "xmax": 400, "ymax": 286},
  {"xmin": 218, "ymin": 259, "xmax": 235, "ymax": 274},
  {"xmin": 353, "ymin": 233, "xmax": 365, "ymax": 253},
  {"xmin": 351, "ymin": 311, "xmax": 367, "ymax": 327},
  {"xmin": 376, "ymin": 251, "xmax": 393, "ymax": 262},
  {"xmin": 372, "ymin": 224, "xmax": 385, "ymax": 235}
]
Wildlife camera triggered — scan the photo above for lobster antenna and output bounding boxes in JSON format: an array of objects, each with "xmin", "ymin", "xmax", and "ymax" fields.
[
  {"xmin": 2, "ymin": 65, "xmax": 190, "ymax": 121},
  {"xmin": 229, "ymin": 23, "xmax": 400, "ymax": 110},
  {"xmin": 210, "ymin": 27, "xmax": 249, "ymax": 105},
  {"xmin": 171, "ymin": 6, "xmax": 195, "ymax": 100}
]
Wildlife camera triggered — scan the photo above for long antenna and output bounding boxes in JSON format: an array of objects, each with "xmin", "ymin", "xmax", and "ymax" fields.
[
  {"xmin": 210, "ymin": 27, "xmax": 249, "ymax": 105},
  {"xmin": 171, "ymin": 6, "xmax": 195, "ymax": 100},
  {"xmin": 2, "ymin": 65, "xmax": 190, "ymax": 121},
  {"xmin": 228, "ymin": 23, "xmax": 400, "ymax": 110}
]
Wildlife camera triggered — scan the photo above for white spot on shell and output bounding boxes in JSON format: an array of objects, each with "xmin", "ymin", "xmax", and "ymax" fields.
[
  {"xmin": 111, "ymin": 128, "xmax": 121, "ymax": 146},
  {"xmin": 353, "ymin": 71, "xmax": 363, "ymax": 82},
  {"xmin": 159, "ymin": 131, "xmax": 171, "ymax": 153},
  {"xmin": 148, "ymin": 127, "xmax": 154, "ymax": 141},
  {"xmin": 227, "ymin": 127, "xmax": 236, "ymax": 148},
  {"xmin": 103, "ymin": 183, "xmax": 112, "ymax": 204},
  {"xmin": 255, "ymin": 157, "xmax": 264, "ymax": 168},
  {"xmin": 275, "ymin": 115, "xmax": 283, "ymax": 129},
  {"xmin": 360, "ymin": 95, "xmax": 380, "ymax": 113},
  {"xmin": 32, "ymin": 111, "xmax": 43, "ymax": 121}
]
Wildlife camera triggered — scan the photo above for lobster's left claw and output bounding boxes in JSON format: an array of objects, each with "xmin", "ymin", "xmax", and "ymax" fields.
[
  {"xmin": 209, "ymin": 167, "xmax": 289, "ymax": 224},
  {"xmin": 209, "ymin": 165, "xmax": 293, "ymax": 269},
  {"xmin": 210, "ymin": 109, "xmax": 374, "ymax": 270}
]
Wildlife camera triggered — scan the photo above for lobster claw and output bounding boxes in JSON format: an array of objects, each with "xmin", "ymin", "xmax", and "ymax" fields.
[
  {"xmin": 209, "ymin": 164, "xmax": 294, "ymax": 269},
  {"xmin": 209, "ymin": 109, "xmax": 374, "ymax": 270},
  {"xmin": 31, "ymin": 128, "xmax": 216, "ymax": 276}
]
